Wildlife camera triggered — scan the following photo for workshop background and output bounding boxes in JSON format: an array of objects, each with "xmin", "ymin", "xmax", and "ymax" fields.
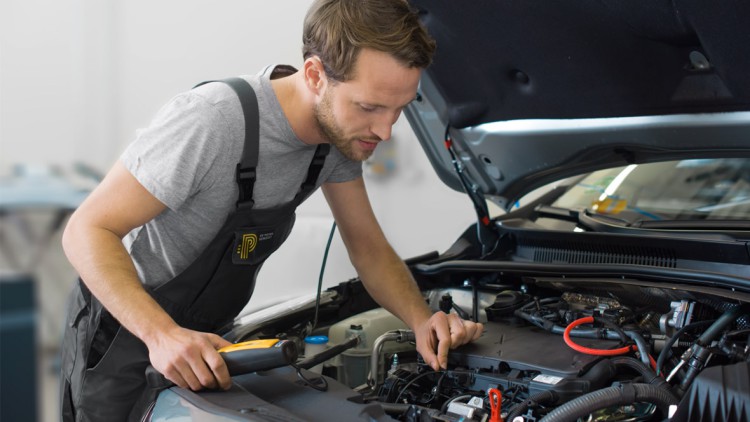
[{"xmin": 0, "ymin": 1, "xmax": 477, "ymax": 420}]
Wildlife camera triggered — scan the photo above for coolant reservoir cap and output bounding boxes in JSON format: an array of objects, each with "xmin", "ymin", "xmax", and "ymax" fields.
[{"xmin": 304, "ymin": 335, "xmax": 329, "ymax": 345}]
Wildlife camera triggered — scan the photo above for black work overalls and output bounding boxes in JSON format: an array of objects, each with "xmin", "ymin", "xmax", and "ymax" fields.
[{"xmin": 60, "ymin": 78, "xmax": 329, "ymax": 422}]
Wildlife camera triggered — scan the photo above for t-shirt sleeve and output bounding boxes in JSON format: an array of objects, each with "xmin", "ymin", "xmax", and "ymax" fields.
[
  {"xmin": 120, "ymin": 92, "xmax": 230, "ymax": 211},
  {"xmin": 324, "ymin": 149, "xmax": 363, "ymax": 183}
]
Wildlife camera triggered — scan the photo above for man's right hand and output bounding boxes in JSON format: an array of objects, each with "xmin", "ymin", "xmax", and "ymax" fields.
[{"xmin": 146, "ymin": 326, "xmax": 233, "ymax": 391}]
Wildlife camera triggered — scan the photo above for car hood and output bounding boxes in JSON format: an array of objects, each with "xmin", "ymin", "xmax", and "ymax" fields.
[{"xmin": 404, "ymin": 0, "xmax": 750, "ymax": 209}]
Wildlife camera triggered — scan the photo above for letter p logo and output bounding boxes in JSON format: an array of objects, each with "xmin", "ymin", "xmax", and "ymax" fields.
[{"xmin": 236, "ymin": 233, "xmax": 258, "ymax": 260}]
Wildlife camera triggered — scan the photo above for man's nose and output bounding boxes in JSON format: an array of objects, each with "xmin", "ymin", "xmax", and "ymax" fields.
[
  {"xmin": 369, "ymin": 123, "xmax": 392, "ymax": 142},
  {"xmin": 369, "ymin": 111, "xmax": 400, "ymax": 141}
]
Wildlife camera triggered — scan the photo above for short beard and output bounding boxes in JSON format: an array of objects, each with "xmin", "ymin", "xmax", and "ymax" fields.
[{"xmin": 313, "ymin": 89, "xmax": 373, "ymax": 162}]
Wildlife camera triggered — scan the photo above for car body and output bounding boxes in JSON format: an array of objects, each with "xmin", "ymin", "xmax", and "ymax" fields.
[{"xmin": 145, "ymin": 1, "xmax": 750, "ymax": 421}]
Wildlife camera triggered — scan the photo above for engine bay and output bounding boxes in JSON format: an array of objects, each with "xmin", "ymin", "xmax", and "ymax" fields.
[{"xmin": 217, "ymin": 278, "xmax": 750, "ymax": 422}]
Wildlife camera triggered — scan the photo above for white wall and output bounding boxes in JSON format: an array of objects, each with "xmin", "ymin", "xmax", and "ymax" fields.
[
  {"xmin": 1, "ymin": 0, "xmax": 315, "ymax": 171},
  {"xmin": 1, "ymin": 0, "xmax": 476, "ymax": 333}
]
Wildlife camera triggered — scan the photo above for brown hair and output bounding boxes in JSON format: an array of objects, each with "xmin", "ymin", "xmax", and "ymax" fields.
[{"xmin": 302, "ymin": 0, "xmax": 436, "ymax": 82}]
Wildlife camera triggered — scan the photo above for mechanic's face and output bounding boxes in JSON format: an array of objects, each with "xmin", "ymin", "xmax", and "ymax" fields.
[{"xmin": 314, "ymin": 49, "xmax": 421, "ymax": 162}]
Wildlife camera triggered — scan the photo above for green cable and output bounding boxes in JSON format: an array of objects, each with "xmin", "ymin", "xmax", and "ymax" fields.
[{"xmin": 312, "ymin": 221, "xmax": 337, "ymax": 331}]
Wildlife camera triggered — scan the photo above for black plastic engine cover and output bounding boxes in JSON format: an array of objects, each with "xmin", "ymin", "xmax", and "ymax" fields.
[
  {"xmin": 448, "ymin": 321, "xmax": 620, "ymax": 377},
  {"xmin": 672, "ymin": 361, "xmax": 750, "ymax": 422}
]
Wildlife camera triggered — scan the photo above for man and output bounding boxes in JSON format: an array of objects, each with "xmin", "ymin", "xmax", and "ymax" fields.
[{"xmin": 60, "ymin": 0, "xmax": 483, "ymax": 420}]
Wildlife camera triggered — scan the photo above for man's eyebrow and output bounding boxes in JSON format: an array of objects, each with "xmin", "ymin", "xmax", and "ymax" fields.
[
  {"xmin": 406, "ymin": 96, "xmax": 418, "ymax": 106},
  {"xmin": 398, "ymin": 97, "xmax": 418, "ymax": 108},
  {"xmin": 358, "ymin": 96, "xmax": 416, "ymax": 109}
]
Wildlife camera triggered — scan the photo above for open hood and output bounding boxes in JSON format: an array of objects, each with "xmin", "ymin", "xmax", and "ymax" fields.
[{"xmin": 404, "ymin": 0, "xmax": 750, "ymax": 209}]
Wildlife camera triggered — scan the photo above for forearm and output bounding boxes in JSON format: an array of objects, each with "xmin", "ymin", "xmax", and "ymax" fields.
[
  {"xmin": 352, "ymin": 243, "xmax": 433, "ymax": 331},
  {"xmin": 62, "ymin": 220, "xmax": 178, "ymax": 345},
  {"xmin": 322, "ymin": 179, "xmax": 482, "ymax": 371}
]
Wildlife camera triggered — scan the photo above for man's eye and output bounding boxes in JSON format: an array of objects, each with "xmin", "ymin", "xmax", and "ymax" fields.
[{"xmin": 360, "ymin": 104, "xmax": 376, "ymax": 112}]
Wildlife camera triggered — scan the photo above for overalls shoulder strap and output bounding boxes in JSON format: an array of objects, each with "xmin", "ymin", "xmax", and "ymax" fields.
[
  {"xmin": 194, "ymin": 77, "xmax": 260, "ymax": 209},
  {"xmin": 293, "ymin": 142, "xmax": 330, "ymax": 205},
  {"xmin": 194, "ymin": 77, "xmax": 330, "ymax": 209}
]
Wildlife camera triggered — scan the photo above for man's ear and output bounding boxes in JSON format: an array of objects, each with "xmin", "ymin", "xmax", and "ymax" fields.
[{"xmin": 303, "ymin": 56, "xmax": 327, "ymax": 95}]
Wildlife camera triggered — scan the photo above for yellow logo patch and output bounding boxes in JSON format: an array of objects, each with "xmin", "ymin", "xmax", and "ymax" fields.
[{"xmin": 236, "ymin": 233, "xmax": 258, "ymax": 259}]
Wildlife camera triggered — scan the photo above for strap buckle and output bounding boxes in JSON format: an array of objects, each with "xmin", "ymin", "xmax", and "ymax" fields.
[{"xmin": 236, "ymin": 164, "xmax": 256, "ymax": 207}]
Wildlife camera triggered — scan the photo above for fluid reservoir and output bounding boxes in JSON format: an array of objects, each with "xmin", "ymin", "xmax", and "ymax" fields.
[
  {"xmin": 326, "ymin": 308, "xmax": 412, "ymax": 388},
  {"xmin": 303, "ymin": 335, "xmax": 329, "ymax": 374}
]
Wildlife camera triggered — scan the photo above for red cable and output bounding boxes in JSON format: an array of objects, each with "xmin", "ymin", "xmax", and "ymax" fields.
[
  {"xmin": 563, "ymin": 316, "xmax": 658, "ymax": 371},
  {"xmin": 563, "ymin": 316, "xmax": 633, "ymax": 356}
]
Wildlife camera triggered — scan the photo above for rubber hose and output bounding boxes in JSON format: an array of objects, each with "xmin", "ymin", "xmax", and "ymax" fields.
[
  {"xmin": 626, "ymin": 330, "xmax": 652, "ymax": 367},
  {"xmin": 519, "ymin": 297, "xmax": 560, "ymax": 311},
  {"xmin": 696, "ymin": 298, "xmax": 750, "ymax": 330},
  {"xmin": 515, "ymin": 310, "xmax": 608, "ymax": 339},
  {"xmin": 297, "ymin": 335, "xmax": 360, "ymax": 370},
  {"xmin": 654, "ymin": 319, "xmax": 715, "ymax": 376},
  {"xmin": 538, "ymin": 383, "xmax": 678, "ymax": 422},
  {"xmin": 506, "ymin": 390, "xmax": 558, "ymax": 420},
  {"xmin": 505, "ymin": 360, "xmax": 613, "ymax": 420},
  {"xmin": 610, "ymin": 356, "xmax": 670, "ymax": 390},
  {"xmin": 698, "ymin": 305, "xmax": 748, "ymax": 346},
  {"xmin": 379, "ymin": 402, "xmax": 412, "ymax": 414},
  {"xmin": 579, "ymin": 359, "xmax": 617, "ymax": 390},
  {"xmin": 678, "ymin": 305, "xmax": 750, "ymax": 391}
]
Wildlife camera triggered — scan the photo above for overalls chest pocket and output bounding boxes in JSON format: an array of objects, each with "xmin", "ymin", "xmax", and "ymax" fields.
[{"xmin": 231, "ymin": 210, "xmax": 296, "ymax": 266}]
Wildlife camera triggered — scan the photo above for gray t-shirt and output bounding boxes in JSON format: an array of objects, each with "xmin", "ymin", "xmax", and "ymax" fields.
[{"xmin": 120, "ymin": 65, "xmax": 362, "ymax": 288}]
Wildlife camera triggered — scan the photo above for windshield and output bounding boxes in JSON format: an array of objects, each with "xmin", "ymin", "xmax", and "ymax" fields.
[{"xmin": 552, "ymin": 158, "xmax": 750, "ymax": 223}]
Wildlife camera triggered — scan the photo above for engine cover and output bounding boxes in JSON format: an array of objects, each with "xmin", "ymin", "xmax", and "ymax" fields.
[
  {"xmin": 448, "ymin": 321, "xmax": 620, "ymax": 377},
  {"xmin": 672, "ymin": 361, "xmax": 750, "ymax": 422}
]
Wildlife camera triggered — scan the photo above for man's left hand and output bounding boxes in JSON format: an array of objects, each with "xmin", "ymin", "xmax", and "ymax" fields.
[{"xmin": 414, "ymin": 312, "xmax": 484, "ymax": 371}]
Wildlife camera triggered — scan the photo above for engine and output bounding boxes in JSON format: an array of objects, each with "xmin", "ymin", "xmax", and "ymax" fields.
[{"xmin": 306, "ymin": 287, "xmax": 750, "ymax": 422}]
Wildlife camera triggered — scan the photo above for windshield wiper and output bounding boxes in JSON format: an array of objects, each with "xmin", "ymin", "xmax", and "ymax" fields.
[
  {"xmin": 535, "ymin": 206, "xmax": 748, "ymax": 239},
  {"xmin": 534, "ymin": 205, "xmax": 630, "ymax": 229},
  {"xmin": 533, "ymin": 204, "xmax": 580, "ymax": 222}
]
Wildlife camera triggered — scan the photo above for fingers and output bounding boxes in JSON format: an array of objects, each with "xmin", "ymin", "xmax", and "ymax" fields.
[
  {"xmin": 446, "ymin": 313, "xmax": 484, "ymax": 347},
  {"xmin": 162, "ymin": 366, "xmax": 188, "ymax": 389},
  {"xmin": 206, "ymin": 334, "xmax": 232, "ymax": 390},
  {"xmin": 415, "ymin": 313, "xmax": 446, "ymax": 371},
  {"xmin": 167, "ymin": 347, "xmax": 219, "ymax": 391},
  {"xmin": 422, "ymin": 312, "xmax": 485, "ymax": 370},
  {"xmin": 430, "ymin": 312, "xmax": 452, "ymax": 370},
  {"xmin": 160, "ymin": 353, "xmax": 209, "ymax": 391},
  {"xmin": 447, "ymin": 313, "xmax": 467, "ymax": 347},
  {"xmin": 471, "ymin": 322, "xmax": 484, "ymax": 340},
  {"xmin": 417, "ymin": 345, "xmax": 440, "ymax": 372},
  {"xmin": 208, "ymin": 333, "xmax": 233, "ymax": 350},
  {"xmin": 435, "ymin": 336, "xmax": 450, "ymax": 370},
  {"xmin": 180, "ymin": 359, "xmax": 210, "ymax": 391},
  {"xmin": 150, "ymin": 329, "xmax": 231, "ymax": 391},
  {"xmin": 192, "ymin": 349, "xmax": 221, "ymax": 390},
  {"xmin": 416, "ymin": 312, "xmax": 485, "ymax": 372}
]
